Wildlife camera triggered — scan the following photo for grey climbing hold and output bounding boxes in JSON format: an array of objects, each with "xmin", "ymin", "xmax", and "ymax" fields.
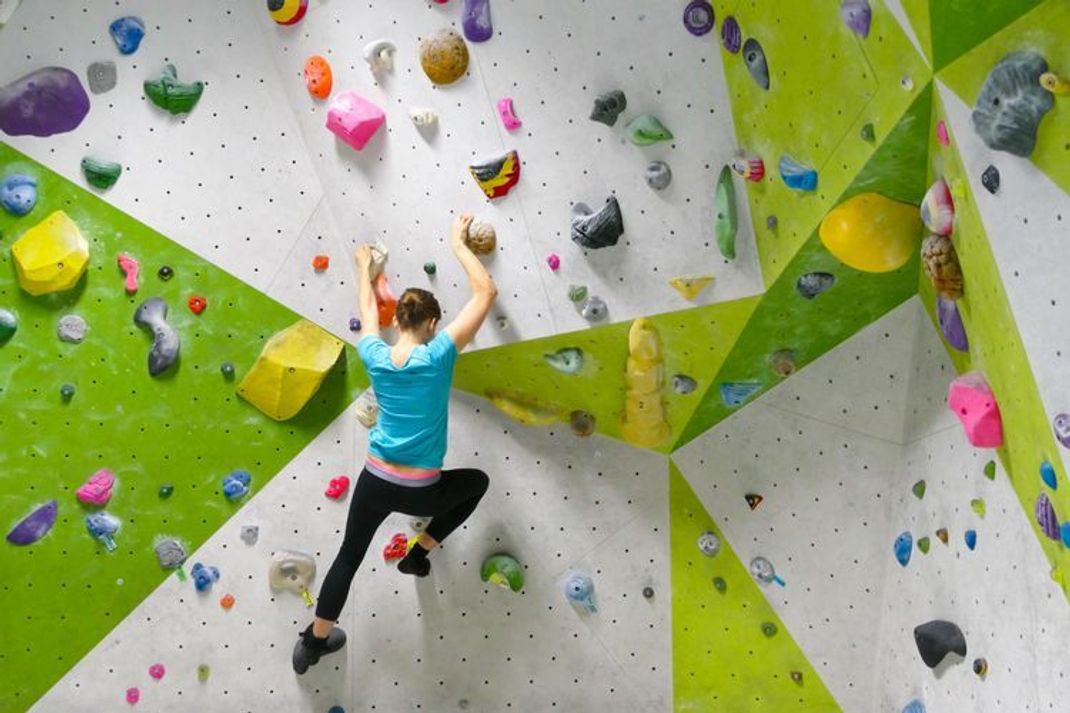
[
  {"xmin": 134, "ymin": 297, "xmax": 180, "ymax": 376},
  {"xmin": 571, "ymin": 196, "xmax": 623, "ymax": 249},
  {"xmin": 913, "ymin": 620, "xmax": 967, "ymax": 668},
  {"xmin": 642, "ymin": 586, "xmax": 654, "ymax": 599},
  {"xmin": 742, "ymin": 38, "xmax": 770, "ymax": 90},
  {"xmin": 57, "ymin": 314, "xmax": 87, "ymax": 343},
  {"xmin": 544, "ymin": 347, "xmax": 584, "ymax": 375},
  {"xmin": 580, "ymin": 295, "xmax": 608, "ymax": 322},
  {"xmin": 86, "ymin": 61, "xmax": 117, "ymax": 95},
  {"xmin": 672, "ymin": 374, "xmax": 697, "ymax": 395},
  {"xmin": 981, "ymin": 165, "xmax": 1000, "ymax": 194},
  {"xmin": 590, "ymin": 90, "xmax": 626, "ymax": 126},
  {"xmin": 154, "ymin": 537, "xmax": 187, "ymax": 569},
  {"xmin": 645, "ymin": 161, "xmax": 672, "ymax": 190},
  {"xmin": 972, "ymin": 52, "xmax": 1054, "ymax": 157},
  {"xmin": 697, "ymin": 531, "xmax": 720, "ymax": 557},
  {"xmin": 240, "ymin": 525, "xmax": 259, "ymax": 545}
]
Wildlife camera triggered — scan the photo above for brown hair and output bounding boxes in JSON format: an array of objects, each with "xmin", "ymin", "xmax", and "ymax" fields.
[{"xmin": 395, "ymin": 288, "xmax": 442, "ymax": 330}]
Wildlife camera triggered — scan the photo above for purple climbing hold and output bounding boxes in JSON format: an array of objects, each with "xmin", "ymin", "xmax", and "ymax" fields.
[
  {"xmin": 683, "ymin": 0, "xmax": 714, "ymax": 37},
  {"xmin": 721, "ymin": 16, "xmax": 741, "ymax": 53},
  {"xmin": 0, "ymin": 67, "xmax": 90, "ymax": 137},
  {"xmin": 1054, "ymin": 413, "xmax": 1070, "ymax": 449},
  {"xmin": 1036, "ymin": 493, "xmax": 1060, "ymax": 540},
  {"xmin": 6, "ymin": 500, "xmax": 58, "ymax": 545},
  {"xmin": 462, "ymin": 0, "xmax": 493, "ymax": 43},
  {"xmin": 840, "ymin": 0, "xmax": 872, "ymax": 39},
  {"xmin": 936, "ymin": 297, "xmax": 969, "ymax": 352}
]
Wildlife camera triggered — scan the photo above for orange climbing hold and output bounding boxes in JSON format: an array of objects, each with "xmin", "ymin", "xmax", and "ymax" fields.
[
  {"xmin": 187, "ymin": 295, "xmax": 207, "ymax": 315},
  {"xmin": 219, "ymin": 593, "xmax": 235, "ymax": 610},
  {"xmin": 373, "ymin": 273, "xmax": 397, "ymax": 325},
  {"xmin": 312, "ymin": 254, "xmax": 330, "ymax": 271}
]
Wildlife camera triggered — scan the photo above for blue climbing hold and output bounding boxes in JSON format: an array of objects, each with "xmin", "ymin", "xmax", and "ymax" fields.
[
  {"xmin": 964, "ymin": 529, "xmax": 977, "ymax": 551},
  {"xmin": 719, "ymin": 381, "xmax": 762, "ymax": 407},
  {"xmin": 1061, "ymin": 522, "xmax": 1070, "ymax": 548},
  {"xmin": 222, "ymin": 469, "xmax": 252, "ymax": 501},
  {"xmin": 902, "ymin": 700, "xmax": 926, "ymax": 713},
  {"xmin": 779, "ymin": 155, "xmax": 818, "ymax": 192},
  {"xmin": 894, "ymin": 531, "xmax": 912, "ymax": 567},
  {"xmin": 190, "ymin": 562, "xmax": 220, "ymax": 593},
  {"xmin": 563, "ymin": 571, "xmax": 597, "ymax": 612},
  {"xmin": 1041, "ymin": 460, "xmax": 1057, "ymax": 490},
  {"xmin": 109, "ymin": 16, "xmax": 146, "ymax": 55},
  {"xmin": 328, "ymin": 707, "xmax": 346, "ymax": 713},
  {"xmin": 1, "ymin": 173, "xmax": 37, "ymax": 216}
]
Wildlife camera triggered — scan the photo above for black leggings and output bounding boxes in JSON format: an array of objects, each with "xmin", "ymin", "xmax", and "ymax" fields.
[{"xmin": 315, "ymin": 467, "xmax": 489, "ymax": 621}]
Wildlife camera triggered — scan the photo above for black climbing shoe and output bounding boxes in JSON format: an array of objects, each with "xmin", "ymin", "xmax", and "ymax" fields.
[
  {"xmin": 292, "ymin": 624, "xmax": 346, "ymax": 675},
  {"xmin": 397, "ymin": 555, "xmax": 431, "ymax": 577}
]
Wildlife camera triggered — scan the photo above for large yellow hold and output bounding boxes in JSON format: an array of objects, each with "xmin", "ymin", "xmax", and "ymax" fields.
[
  {"xmin": 11, "ymin": 211, "xmax": 90, "ymax": 296},
  {"xmin": 819, "ymin": 193, "xmax": 921, "ymax": 273},
  {"xmin": 620, "ymin": 318, "xmax": 670, "ymax": 448},
  {"xmin": 237, "ymin": 320, "xmax": 344, "ymax": 421}
]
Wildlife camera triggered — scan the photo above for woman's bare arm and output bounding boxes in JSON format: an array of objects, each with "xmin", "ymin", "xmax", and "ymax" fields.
[
  {"xmin": 354, "ymin": 244, "xmax": 380, "ymax": 337},
  {"xmin": 444, "ymin": 214, "xmax": 497, "ymax": 352}
]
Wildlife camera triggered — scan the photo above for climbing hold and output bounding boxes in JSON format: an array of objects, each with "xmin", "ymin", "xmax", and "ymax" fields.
[
  {"xmin": 267, "ymin": 0, "xmax": 308, "ymax": 25},
  {"xmin": 920, "ymin": 179, "xmax": 955, "ymax": 237},
  {"xmin": 354, "ymin": 388, "xmax": 378, "ymax": 428},
  {"xmin": 497, "ymin": 97, "xmax": 521, "ymax": 131},
  {"xmin": 420, "ymin": 28, "xmax": 469, "ymax": 85},
  {"xmin": 719, "ymin": 381, "xmax": 762, "ymax": 407},
  {"xmin": 642, "ymin": 586, "xmax": 655, "ymax": 599},
  {"xmin": 672, "ymin": 374, "xmax": 697, "ymax": 395},
  {"xmin": 902, "ymin": 699, "xmax": 926, "ymax": 713},
  {"xmin": 191, "ymin": 562, "xmax": 221, "ymax": 593},
  {"xmin": 60, "ymin": 383, "xmax": 76, "ymax": 401},
  {"xmin": 796, "ymin": 272, "xmax": 835, "ymax": 299},
  {"xmin": 462, "ymin": 0, "xmax": 493, "ymax": 42},
  {"xmin": 894, "ymin": 532, "xmax": 913, "ymax": 567},
  {"xmin": 86, "ymin": 511, "xmax": 121, "ymax": 551},
  {"xmin": 6, "ymin": 501, "xmax": 58, "ymax": 545},
  {"xmin": 964, "ymin": 529, "xmax": 977, "ymax": 550},
  {"xmin": 936, "ymin": 297, "xmax": 969, "ymax": 352},
  {"xmin": 697, "ymin": 531, "xmax": 721, "ymax": 557},
  {"xmin": 0, "ymin": 309, "xmax": 16, "ymax": 345},
  {"xmin": 712, "ymin": 576, "xmax": 727, "ymax": 593},
  {"xmin": 1041, "ymin": 71, "xmax": 1069, "ymax": 94},
  {"xmin": 198, "ymin": 665, "xmax": 211, "ymax": 682},
  {"xmin": 948, "ymin": 372, "xmax": 1003, "ymax": 448},
  {"xmin": 486, "ymin": 388, "xmax": 567, "ymax": 425},
  {"xmin": 187, "ymin": 295, "xmax": 207, "ymax": 315},
  {"xmin": 77, "ymin": 468, "xmax": 115, "ymax": 506},
  {"xmin": 220, "ymin": 362, "xmax": 236, "ymax": 380},
  {"xmin": 1062, "ymin": 523, "xmax": 1070, "ymax": 548},
  {"xmin": 569, "ymin": 410, "xmax": 596, "ymax": 437},
  {"xmin": 682, "ymin": 0, "xmax": 714, "ymax": 36},
  {"xmin": 0, "ymin": 67, "xmax": 90, "ymax": 137},
  {"xmin": 240, "ymin": 525, "xmax": 259, "ymax": 545},
  {"xmin": 544, "ymin": 347, "xmax": 584, "ymax": 375},
  {"xmin": 790, "ymin": 671, "xmax": 803, "ymax": 684},
  {"xmin": 760, "ymin": 622, "xmax": 778, "ymax": 638},
  {"xmin": 362, "ymin": 39, "xmax": 396, "ymax": 73},
  {"xmin": 465, "ymin": 219, "xmax": 497, "ymax": 255},
  {"xmin": 625, "ymin": 115, "xmax": 673, "ymax": 145},
  {"xmin": 745, "ymin": 493, "xmax": 763, "ymax": 511},
  {"xmin": 580, "ymin": 295, "xmax": 608, "ymax": 322},
  {"xmin": 749, "ymin": 556, "xmax": 785, "ymax": 586},
  {"xmin": 721, "ymin": 16, "xmax": 741, "ymax": 53},
  {"xmin": 312, "ymin": 255, "xmax": 329, "ymax": 272},
  {"xmin": 422, "ymin": 262, "xmax": 437, "ymax": 277},
  {"xmin": 86, "ymin": 61, "xmax": 117, "ymax": 95},
  {"xmin": 1036, "ymin": 493, "xmax": 1060, "ymax": 540},
  {"xmin": 922, "ymin": 235, "xmax": 964, "ymax": 300},
  {"xmin": 219, "ymin": 594, "xmax": 235, "ymax": 610},
  {"xmin": 731, "ymin": 156, "xmax": 765, "ymax": 182},
  {"xmin": 972, "ymin": 52, "xmax": 1054, "ymax": 157},
  {"xmin": 669, "ymin": 276, "xmax": 714, "ymax": 301},
  {"xmin": 973, "ymin": 658, "xmax": 988, "ymax": 678},
  {"xmin": 621, "ymin": 318, "xmax": 671, "ymax": 448},
  {"xmin": 148, "ymin": 664, "xmax": 166, "ymax": 682},
  {"xmin": 571, "ymin": 196, "xmax": 623, "ymax": 249},
  {"xmin": 154, "ymin": 537, "xmax": 186, "ymax": 569},
  {"xmin": 12, "ymin": 211, "xmax": 90, "ymax": 296},
  {"xmin": 269, "ymin": 551, "xmax": 316, "ymax": 606},
  {"xmin": 936, "ymin": 528, "xmax": 949, "ymax": 545},
  {"xmin": 567, "ymin": 284, "xmax": 588, "ymax": 303},
  {"xmin": 590, "ymin": 90, "xmax": 627, "ymax": 126},
  {"xmin": 1, "ymin": 173, "xmax": 37, "ymax": 215},
  {"xmin": 158, "ymin": 484, "xmax": 174, "ymax": 499},
  {"xmin": 326, "ymin": 92, "xmax": 385, "ymax": 151},
  {"xmin": 840, "ymin": 0, "xmax": 871, "ymax": 38},
  {"xmin": 768, "ymin": 349, "xmax": 796, "ymax": 378},
  {"xmin": 157, "ymin": 265, "xmax": 174, "ymax": 281},
  {"xmin": 563, "ymin": 571, "xmax": 597, "ymax": 612},
  {"xmin": 222, "ymin": 470, "xmax": 252, "ymax": 501},
  {"xmin": 917, "ymin": 537, "xmax": 930, "ymax": 554},
  {"xmin": 936, "ymin": 120, "xmax": 950, "ymax": 146},
  {"xmin": 1041, "ymin": 460, "xmax": 1058, "ymax": 489},
  {"xmin": 481, "ymin": 554, "xmax": 524, "ymax": 592},
  {"xmin": 913, "ymin": 620, "xmax": 967, "ymax": 668},
  {"xmin": 742, "ymin": 38, "xmax": 770, "ymax": 90},
  {"xmin": 81, "ymin": 156, "xmax": 122, "ymax": 190},
  {"xmin": 410, "ymin": 108, "xmax": 438, "ymax": 128},
  {"xmin": 983, "ymin": 460, "xmax": 997, "ymax": 480},
  {"xmin": 303, "ymin": 55, "xmax": 332, "ymax": 100},
  {"xmin": 469, "ymin": 150, "xmax": 521, "ymax": 199},
  {"xmin": 971, "ymin": 498, "xmax": 986, "ymax": 518},
  {"xmin": 819, "ymin": 193, "xmax": 921, "ymax": 273},
  {"xmin": 324, "ymin": 475, "xmax": 350, "ymax": 500},
  {"xmin": 645, "ymin": 160, "xmax": 672, "ymax": 190},
  {"xmin": 778, "ymin": 155, "xmax": 818, "ymax": 192},
  {"xmin": 546, "ymin": 253, "xmax": 561, "ymax": 271},
  {"xmin": 126, "ymin": 687, "xmax": 140, "ymax": 705},
  {"xmin": 373, "ymin": 273, "xmax": 397, "ymax": 325},
  {"xmin": 1050, "ymin": 413, "xmax": 1070, "ymax": 449},
  {"xmin": 901, "ymin": 75, "xmax": 915, "ymax": 91},
  {"xmin": 116, "ymin": 253, "xmax": 139, "ymax": 294},
  {"xmin": 860, "ymin": 123, "xmax": 876, "ymax": 142},
  {"xmin": 715, "ymin": 165, "xmax": 738, "ymax": 259},
  {"xmin": 144, "ymin": 65, "xmax": 204, "ymax": 115},
  {"xmin": 109, "ymin": 16, "xmax": 145, "ymax": 54}
]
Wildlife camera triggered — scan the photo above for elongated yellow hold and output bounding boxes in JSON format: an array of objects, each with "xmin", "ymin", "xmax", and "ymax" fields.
[
  {"xmin": 11, "ymin": 210, "xmax": 90, "ymax": 296},
  {"xmin": 669, "ymin": 275, "xmax": 714, "ymax": 301},
  {"xmin": 620, "ymin": 318, "xmax": 670, "ymax": 448},
  {"xmin": 818, "ymin": 192, "xmax": 921, "ymax": 273},
  {"xmin": 486, "ymin": 388, "xmax": 567, "ymax": 426}
]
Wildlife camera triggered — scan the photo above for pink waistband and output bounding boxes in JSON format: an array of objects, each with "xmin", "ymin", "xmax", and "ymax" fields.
[{"xmin": 366, "ymin": 455, "xmax": 440, "ymax": 481}]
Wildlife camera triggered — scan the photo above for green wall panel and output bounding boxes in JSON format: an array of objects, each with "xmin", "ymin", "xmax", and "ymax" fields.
[
  {"xmin": 900, "ymin": 0, "xmax": 933, "ymax": 65},
  {"xmin": 929, "ymin": 0, "xmax": 1043, "ymax": 71}
]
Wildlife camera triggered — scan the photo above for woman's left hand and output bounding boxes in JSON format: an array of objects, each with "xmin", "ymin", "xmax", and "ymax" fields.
[{"xmin": 354, "ymin": 244, "xmax": 373, "ymax": 272}]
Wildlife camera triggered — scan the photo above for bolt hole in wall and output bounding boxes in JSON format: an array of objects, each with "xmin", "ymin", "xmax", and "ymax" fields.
[{"xmin": 2, "ymin": 0, "xmax": 1070, "ymax": 712}]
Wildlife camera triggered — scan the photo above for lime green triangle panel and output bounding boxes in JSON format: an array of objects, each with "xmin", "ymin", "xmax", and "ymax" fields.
[
  {"xmin": 669, "ymin": 461, "xmax": 842, "ymax": 712},
  {"xmin": 900, "ymin": 0, "xmax": 933, "ymax": 65},
  {"xmin": 0, "ymin": 142, "xmax": 366, "ymax": 711},
  {"xmin": 938, "ymin": 0, "xmax": 1070, "ymax": 193},
  {"xmin": 453, "ymin": 296, "xmax": 759, "ymax": 453},
  {"xmin": 929, "ymin": 0, "xmax": 1043, "ymax": 71},
  {"xmin": 918, "ymin": 95, "xmax": 1070, "ymax": 597},
  {"xmin": 713, "ymin": 0, "xmax": 928, "ymax": 287}
]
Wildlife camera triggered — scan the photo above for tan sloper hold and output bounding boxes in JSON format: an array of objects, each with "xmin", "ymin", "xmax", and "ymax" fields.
[{"xmin": 620, "ymin": 318, "xmax": 670, "ymax": 448}]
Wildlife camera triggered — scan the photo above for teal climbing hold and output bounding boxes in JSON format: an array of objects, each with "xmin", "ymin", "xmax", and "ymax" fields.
[
  {"xmin": 0, "ymin": 307, "xmax": 16, "ymax": 344},
  {"xmin": 1041, "ymin": 460, "xmax": 1057, "ymax": 490},
  {"xmin": 719, "ymin": 381, "xmax": 761, "ymax": 407}
]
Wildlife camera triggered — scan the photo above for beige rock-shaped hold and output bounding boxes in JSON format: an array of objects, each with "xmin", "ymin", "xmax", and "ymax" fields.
[
  {"xmin": 921, "ymin": 234, "xmax": 964, "ymax": 300},
  {"xmin": 419, "ymin": 28, "xmax": 469, "ymax": 85},
  {"xmin": 620, "ymin": 318, "xmax": 670, "ymax": 448},
  {"xmin": 465, "ymin": 220, "xmax": 496, "ymax": 255},
  {"xmin": 11, "ymin": 211, "xmax": 90, "ymax": 296}
]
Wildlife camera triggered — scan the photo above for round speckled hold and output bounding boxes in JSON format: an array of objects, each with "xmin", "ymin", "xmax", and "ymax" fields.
[
  {"xmin": 682, "ymin": 0, "xmax": 714, "ymax": 36},
  {"xmin": 419, "ymin": 28, "xmax": 469, "ymax": 85},
  {"xmin": 423, "ymin": 261, "xmax": 437, "ymax": 276},
  {"xmin": 465, "ymin": 220, "xmax": 496, "ymax": 255},
  {"xmin": 0, "ymin": 308, "xmax": 17, "ymax": 344},
  {"xmin": 645, "ymin": 160, "xmax": 672, "ymax": 190},
  {"xmin": 157, "ymin": 265, "xmax": 174, "ymax": 281},
  {"xmin": 720, "ymin": 15, "xmax": 741, "ymax": 53},
  {"xmin": 86, "ymin": 61, "xmax": 117, "ymax": 95},
  {"xmin": 57, "ymin": 314, "xmax": 87, "ymax": 343}
]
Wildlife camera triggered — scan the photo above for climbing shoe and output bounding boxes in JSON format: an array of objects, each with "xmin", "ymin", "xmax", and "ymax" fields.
[{"xmin": 292, "ymin": 624, "xmax": 346, "ymax": 675}]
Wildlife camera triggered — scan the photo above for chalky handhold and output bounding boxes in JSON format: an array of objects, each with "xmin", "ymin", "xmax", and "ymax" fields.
[
  {"xmin": 0, "ymin": 308, "xmax": 16, "ymax": 344},
  {"xmin": 971, "ymin": 498, "xmax": 986, "ymax": 518},
  {"xmin": 240, "ymin": 525, "xmax": 259, "ymax": 545},
  {"xmin": 894, "ymin": 531, "xmax": 913, "ymax": 567},
  {"xmin": 645, "ymin": 160, "xmax": 672, "ymax": 190},
  {"xmin": 731, "ymin": 156, "xmax": 765, "ymax": 182},
  {"xmin": 714, "ymin": 166, "xmax": 738, "ymax": 259},
  {"xmin": 269, "ymin": 551, "xmax": 317, "ymax": 605},
  {"xmin": 935, "ymin": 527, "xmax": 949, "ymax": 545},
  {"xmin": 6, "ymin": 501, "xmax": 58, "ymax": 545},
  {"xmin": 481, "ymin": 553, "xmax": 524, "ymax": 592},
  {"xmin": 779, "ymin": 155, "xmax": 818, "ymax": 192},
  {"xmin": 563, "ymin": 571, "xmax": 597, "ymax": 612},
  {"xmin": 625, "ymin": 114, "xmax": 673, "ymax": 145},
  {"xmin": 86, "ymin": 511, "xmax": 121, "ymax": 551},
  {"xmin": 682, "ymin": 0, "xmax": 714, "ymax": 36},
  {"xmin": 860, "ymin": 123, "xmax": 876, "ymax": 142},
  {"xmin": 109, "ymin": 16, "xmax": 145, "ymax": 55},
  {"xmin": 469, "ymin": 150, "xmax": 521, "ymax": 199},
  {"xmin": 983, "ymin": 460, "xmax": 997, "ymax": 479},
  {"xmin": 964, "ymin": 529, "xmax": 977, "ymax": 550},
  {"xmin": 948, "ymin": 372, "xmax": 1003, "ymax": 448},
  {"xmin": 86, "ymin": 61, "xmax": 117, "ymax": 95},
  {"xmin": 81, "ymin": 156, "xmax": 122, "ymax": 190},
  {"xmin": 697, "ymin": 531, "xmax": 720, "ymax": 557},
  {"xmin": 820, "ymin": 193, "xmax": 920, "ymax": 273},
  {"xmin": 497, "ymin": 97, "xmax": 521, "ymax": 131},
  {"xmin": 912, "ymin": 480, "xmax": 926, "ymax": 499},
  {"xmin": 901, "ymin": 75, "xmax": 915, "ymax": 91},
  {"xmin": 154, "ymin": 537, "xmax": 187, "ymax": 569},
  {"xmin": 567, "ymin": 284, "xmax": 587, "ymax": 303},
  {"xmin": 191, "ymin": 562, "xmax": 221, "ymax": 593},
  {"xmin": 917, "ymin": 537, "xmax": 930, "ymax": 554},
  {"xmin": 462, "ymin": 0, "xmax": 493, "ymax": 42},
  {"xmin": 303, "ymin": 55, "xmax": 332, "ymax": 100},
  {"xmin": 148, "ymin": 663, "xmax": 166, "ymax": 681},
  {"xmin": 913, "ymin": 620, "xmax": 967, "ymax": 668},
  {"xmin": 719, "ymin": 381, "xmax": 762, "ymax": 407},
  {"xmin": 12, "ymin": 211, "xmax": 90, "ymax": 296},
  {"xmin": 420, "ymin": 28, "xmax": 469, "ymax": 85},
  {"xmin": 544, "ymin": 347, "xmax": 584, "ymax": 375},
  {"xmin": 363, "ymin": 39, "xmax": 396, "ymax": 73},
  {"xmin": 972, "ymin": 52, "xmax": 1054, "ymax": 157},
  {"xmin": 742, "ymin": 38, "xmax": 770, "ymax": 90},
  {"xmin": 721, "ymin": 16, "xmax": 741, "ymax": 53},
  {"xmin": 126, "ymin": 688, "xmax": 140, "ymax": 705},
  {"xmin": 712, "ymin": 576, "xmax": 727, "ymax": 592},
  {"xmin": 77, "ymin": 468, "xmax": 115, "ymax": 506},
  {"xmin": 1054, "ymin": 413, "xmax": 1070, "ymax": 448},
  {"xmin": 1036, "ymin": 493, "xmax": 1060, "ymax": 540},
  {"xmin": 981, "ymin": 165, "xmax": 1000, "ymax": 194},
  {"xmin": 465, "ymin": 220, "xmax": 497, "ymax": 255},
  {"xmin": 590, "ymin": 90, "xmax": 626, "ymax": 126},
  {"xmin": 840, "ymin": 0, "xmax": 871, "ymax": 38},
  {"xmin": 326, "ymin": 91, "xmax": 385, "ymax": 151},
  {"xmin": 571, "ymin": 196, "xmax": 623, "ymax": 249},
  {"xmin": 410, "ymin": 108, "xmax": 438, "ymax": 127},
  {"xmin": 0, "ymin": 67, "xmax": 90, "ymax": 137},
  {"xmin": 936, "ymin": 297, "xmax": 968, "ymax": 352},
  {"xmin": 672, "ymin": 374, "xmax": 697, "ymax": 395},
  {"xmin": 669, "ymin": 276, "xmax": 714, "ymax": 301},
  {"xmin": 222, "ymin": 469, "xmax": 252, "ymax": 501},
  {"xmin": 355, "ymin": 388, "xmax": 378, "ymax": 428},
  {"xmin": 922, "ymin": 235, "xmax": 964, "ymax": 300},
  {"xmin": 144, "ymin": 64, "xmax": 204, "ymax": 115},
  {"xmin": 749, "ymin": 556, "xmax": 785, "ymax": 586},
  {"xmin": 117, "ymin": 253, "xmax": 139, "ymax": 294},
  {"xmin": 569, "ymin": 410, "xmax": 596, "ymax": 437},
  {"xmin": 268, "ymin": 0, "xmax": 308, "ymax": 25},
  {"xmin": 1041, "ymin": 460, "xmax": 1058, "ymax": 490},
  {"xmin": 796, "ymin": 272, "xmax": 835, "ymax": 299},
  {"xmin": 134, "ymin": 297, "xmax": 180, "ymax": 376},
  {"xmin": 580, "ymin": 296, "xmax": 607, "ymax": 322},
  {"xmin": 1, "ymin": 173, "xmax": 36, "ymax": 215},
  {"xmin": 768, "ymin": 349, "xmax": 795, "ymax": 378},
  {"xmin": 920, "ymin": 179, "xmax": 955, "ymax": 237}
]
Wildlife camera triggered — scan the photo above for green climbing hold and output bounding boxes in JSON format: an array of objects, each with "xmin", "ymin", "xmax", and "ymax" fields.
[
  {"xmin": 480, "ymin": 553, "xmax": 524, "ymax": 592},
  {"xmin": 917, "ymin": 536, "xmax": 931, "ymax": 554},
  {"xmin": 712, "ymin": 576, "xmax": 727, "ymax": 593},
  {"xmin": 912, "ymin": 480, "xmax": 926, "ymax": 499},
  {"xmin": 568, "ymin": 284, "xmax": 588, "ymax": 303},
  {"xmin": 983, "ymin": 460, "xmax": 996, "ymax": 480},
  {"xmin": 761, "ymin": 622, "xmax": 778, "ymax": 637},
  {"xmin": 144, "ymin": 64, "xmax": 204, "ymax": 115},
  {"xmin": 970, "ymin": 498, "xmax": 986, "ymax": 518},
  {"xmin": 423, "ymin": 261, "xmax": 436, "ymax": 276},
  {"xmin": 0, "ymin": 307, "xmax": 17, "ymax": 344},
  {"xmin": 81, "ymin": 157, "xmax": 122, "ymax": 190},
  {"xmin": 625, "ymin": 114, "xmax": 673, "ymax": 146},
  {"xmin": 714, "ymin": 165, "xmax": 737, "ymax": 260},
  {"xmin": 158, "ymin": 483, "xmax": 174, "ymax": 499},
  {"xmin": 860, "ymin": 123, "xmax": 875, "ymax": 143}
]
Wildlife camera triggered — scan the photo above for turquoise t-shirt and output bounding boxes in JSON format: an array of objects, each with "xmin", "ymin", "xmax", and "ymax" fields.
[{"xmin": 358, "ymin": 331, "xmax": 457, "ymax": 469}]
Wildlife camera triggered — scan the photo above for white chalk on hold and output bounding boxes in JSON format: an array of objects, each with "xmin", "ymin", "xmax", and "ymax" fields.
[
  {"xmin": 410, "ymin": 108, "xmax": 438, "ymax": 126},
  {"xmin": 363, "ymin": 39, "xmax": 396, "ymax": 73}
]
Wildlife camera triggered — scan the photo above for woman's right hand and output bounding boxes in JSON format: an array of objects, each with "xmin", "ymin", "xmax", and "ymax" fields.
[
  {"xmin": 450, "ymin": 213, "xmax": 474, "ymax": 253},
  {"xmin": 354, "ymin": 244, "xmax": 372, "ymax": 273}
]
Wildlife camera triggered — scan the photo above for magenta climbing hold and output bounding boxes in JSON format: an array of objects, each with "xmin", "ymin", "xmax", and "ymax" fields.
[
  {"xmin": 118, "ymin": 253, "xmax": 140, "ymax": 294},
  {"xmin": 126, "ymin": 687, "xmax": 140, "ymax": 705},
  {"xmin": 462, "ymin": 0, "xmax": 493, "ymax": 42},
  {"xmin": 148, "ymin": 663, "xmax": 166, "ymax": 680},
  {"xmin": 936, "ymin": 120, "xmax": 950, "ymax": 146},
  {"xmin": 546, "ymin": 253, "xmax": 560, "ymax": 271},
  {"xmin": 326, "ymin": 92, "xmax": 385, "ymax": 150},
  {"xmin": 0, "ymin": 67, "xmax": 91, "ymax": 137},
  {"xmin": 497, "ymin": 97, "xmax": 522, "ymax": 131},
  {"xmin": 77, "ymin": 468, "xmax": 116, "ymax": 506},
  {"xmin": 947, "ymin": 372, "xmax": 1003, "ymax": 448}
]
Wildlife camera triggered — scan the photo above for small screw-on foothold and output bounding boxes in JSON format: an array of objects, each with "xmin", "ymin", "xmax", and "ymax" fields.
[
  {"xmin": 423, "ymin": 261, "xmax": 437, "ymax": 275},
  {"xmin": 900, "ymin": 75, "xmax": 914, "ymax": 91},
  {"xmin": 197, "ymin": 664, "xmax": 211, "ymax": 682},
  {"xmin": 568, "ymin": 284, "xmax": 587, "ymax": 303},
  {"xmin": 712, "ymin": 576, "xmax": 727, "ymax": 592},
  {"xmin": 860, "ymin": 123, "xmax": 875, "ymax": 142},
  {"xmin": 221, "ymin": 362, "xmax": 235, "ymax": 379},
  {"xmin": 60, "ymin": 383, "xmax": 76, "ymax": 401},
  {"xmin": 158, "ymin": 265, "xmax": 174, "ymax": 280},
  {"xmin": 546, "ymin": 253, "xmax": 561, "ymax": 271},
  {"xmin": 349, "ymin": 317, "xmax": 361, "ymax": 332},
  {"xmin": 188, "ymin": 295, "xmax": 207, "ymax": 315},
  {"xmin": 790, "ymin": 671, "xmax": 803, "ymax": 684},
  {"xmin": 312, "ymin": 255, "xmax": 330, "ymax": 271},
  {"xmin": 973, "ymin": 657, "xmax": 988, "ymax": 678},
  {"xmin": 642, "ymin": 586, "xmax": 655, "ymax": 599},
  {"xmin": 761, "ymin": 621, "xmax": 778, "ymax": 637},
  {"xmin": 766, "ymin": 215, "xmax": 778, "ymax": 231},
  {"xmin": 158, "ymin": 483, "xmax": 174, "ymax": 499},
  {"xmin": 981, "ymin": 165, "xmax": 1000, "ymax": 194}
]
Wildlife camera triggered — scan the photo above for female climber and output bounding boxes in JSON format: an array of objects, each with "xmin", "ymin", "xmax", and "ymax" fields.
[{"xmin": 293, "ymin": 214, "xmax": 496, "ymax": 674}]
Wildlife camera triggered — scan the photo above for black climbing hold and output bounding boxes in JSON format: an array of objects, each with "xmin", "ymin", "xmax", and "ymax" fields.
[
  {"xmin": 913, "ymin": 620, "xmax": 967, "ymax": 668},
  {"xmin": 642, "ymin": 586, "xmax": 654, "ymax": 599},
  {"xmin": 221, "ymin": 362, "xmax": 235, "ymax": 379},
  {"xmin": 158, "ymin": 265, "xmax": 174, "ymax": 281},
  {"xmin": 571, "ymin": 196, "xmax": 624, "ymax": 249},
  {"xmin": 981, "ymin": 165, "xmax": 1000, "ymax": 194},
  {"xmin": 60, "ymin": 383, "xmax": 76, "ymax": 401}
]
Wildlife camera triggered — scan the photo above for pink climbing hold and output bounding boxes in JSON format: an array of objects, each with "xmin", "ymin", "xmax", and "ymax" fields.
[
  {"xmin": 497, "ymin": 97, "xmax": 522, "ymax": 131},
  {"xmin": 125, "ymin": 687, "xmax": 140, "ymax": 705},
  {"xmin": 546, "ymin": 253, "xmax": 561, "ymax": 271},
  {"xmin": 325, "ymin": 91, "xmax": 385, "ymax": 151},
  {"xmin": 76, "ymin": 468, "xmax": 115, "ymax": 506},
  {"xmin": 148, "ymin": 663, "xmax": 166, "ymax": 680},
  {"xmin": 936, "ymin": 120, "xmax": 950, "ymax": 146},
  {"xmin": 118, "ymin": 252, "xmax": 140, "ymax": 293},
  {"xmin": 947, "ymin": 372, "xmax": 1003, "ymax": 448}
]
